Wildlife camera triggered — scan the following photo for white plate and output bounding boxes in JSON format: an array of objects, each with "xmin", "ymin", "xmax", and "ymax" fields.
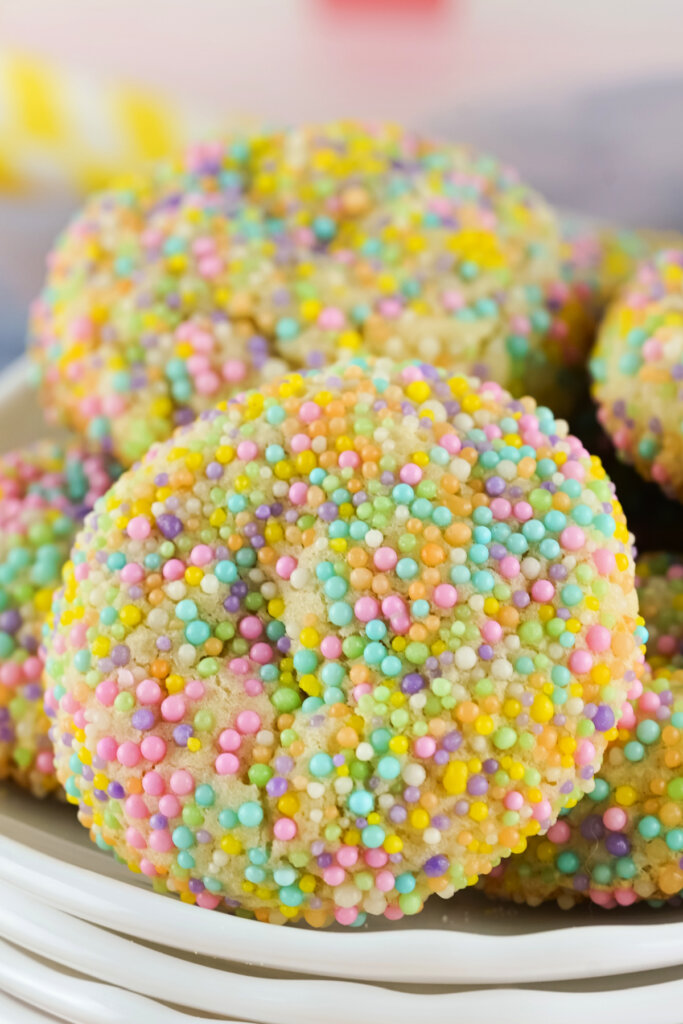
[
  {"xmin": 4, "ymin": 357, "xmax": 683, "ymax": 1023},
  {"xmin": 4, "ymin": 785, "xmax": 683, "ymax": 987}
]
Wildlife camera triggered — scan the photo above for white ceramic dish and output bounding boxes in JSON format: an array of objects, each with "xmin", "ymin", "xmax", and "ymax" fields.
[
  {"xmin": 3, "ymin": 357, "xmax": 683, "ymax": 1023},
  {"xmin": 4, "ymin": 786, "xmax": 683, "ymax": 988}
]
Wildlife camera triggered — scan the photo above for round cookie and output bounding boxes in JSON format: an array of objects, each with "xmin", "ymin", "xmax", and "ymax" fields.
[
  {"xmin": 30, "ymin": 121, "xmax": 581, "ymax": 467},
  {"xmin": 482, "ymin": 664, "xmax": 683, "ymax": 908},
  {"xmin": 0, "ymin": 441, "xmax": 118, "ymax": 795},
  {"xmin": 590, "ymin": 249, "xmax": 683, "ymax": 500},
  {"xmin": 45, "ymin": 358, "xmax": 642, "ymax": 926},
  {"xmin": 636, "ymin": 553, "xmax": 683, "ymax": 669}
]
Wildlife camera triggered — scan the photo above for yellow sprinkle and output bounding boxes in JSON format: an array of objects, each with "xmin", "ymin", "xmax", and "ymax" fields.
[
  {"xmin": 120, "ymin": 604, "xmax": 142, "ymax": 628},
  {"xmin": 442, "ymin": 761, "xmax": 468, "ymax": 795}
]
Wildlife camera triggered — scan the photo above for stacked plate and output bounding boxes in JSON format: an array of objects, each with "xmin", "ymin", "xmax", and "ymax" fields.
[{"xmin": 3, "ymin": 360, "xmax": 683, "ymax": 1024}]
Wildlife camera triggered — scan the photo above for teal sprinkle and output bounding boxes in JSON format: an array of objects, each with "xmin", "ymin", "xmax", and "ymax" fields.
[{"xmin": 309, "ymin": 753, "xmax": 334, "ymax": 777}]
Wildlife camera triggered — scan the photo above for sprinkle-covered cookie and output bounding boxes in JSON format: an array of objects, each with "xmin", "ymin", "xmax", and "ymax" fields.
[
  {"xmin": 483, "ymin": 664, "xmax": 683, "ymax": 908},
  {"xmin": 45, "ymin": 358, "xmax": 642, "ymax": 925},
  {"xmin": 31, "ymin": 121, "xmax": 587, "ymax": 466},
  {"xmin": 0, "ymin": 441, "xmax": 118, "ymax": 795},
  {"xmin": 590, "ymin": 249, "xmax": 683, "ymax": 500},
  {"xmin": 636, "ymin": 553, "xmax": 683, "ymax": 669}
]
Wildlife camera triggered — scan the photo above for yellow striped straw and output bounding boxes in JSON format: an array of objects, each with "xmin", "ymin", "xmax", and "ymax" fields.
[{"xmin": 0, "ymin": 51, "xmax": 241, "ymax": 193}]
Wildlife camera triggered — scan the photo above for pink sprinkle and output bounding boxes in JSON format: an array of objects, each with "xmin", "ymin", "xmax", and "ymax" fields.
[
  {"xmin": 569, "ymin": 650, "xmax": 593, "ymax": 674},
  {"xmin": 532, "ymin": 799, "xmax": 552, "ymax": 823},
  {"xmin": 513, "ymin": 501, "xmax": 533, "ymax": 522},
  {"xmin": 336, "ymin": 846, "xmax": 359, "ymax": 868},
  {"xmin": 531, "ymin": 579, "xmax": 555, "ymax": 603},
  {"xmin": 160, "ymin": 695, "xmax": 186, "ymax": 722},
  {"xmin": 140, "ymin": 735, "xmax": 166, "ymax": 762},
  {"xmin": 159, "ymin": 794, "xmax": 181, "ymax": 817},
  {"xmin": 433, "ymin": 583, "xmax": 457, "ymax": 608},
  {"xmin": 236, "ymin": 710, "xmax": 261, "ymax": 735},
  {"xmin": 276, "ymin": 555, "xmax": 297, "ymax": 580},
  {"xmin": 95, "ymin": 679, "xmax": 118, "ymax": 706},
  {"xmin": 117, "ymin": 741, "xmax": 141, "ymax": 767},
  {"xmin": 222, "ymin": 359, "xmax": 248, "ymax": 383},
  {"xmin": 354, "ymin": 596, "xmax": 380, "ymax": 622},
  {"xmin": 190, "ymin": 544, "xmax": 213, "ymax": 566},
  {"xmin": 198, "ymin": 372, "xmax": 221, "ymax": 395},
  {"xmin": 503, "ymin": 791, "xmax": 523, "ymax": 811},
  {"xmin": 618, "ymin": 704, "xmax": 636, "ymax": 730},
  {"xmin": 125, "ymin": 795, "xmax": 149, "ymax": 819},
  {"xmin": 97, "ymin": 736, "xmax": 117, "ymax": 761},
  {"xmin": 318, "ymin": 307, "xmax": 345, "ymax": 330},
  {"xmin": 250, "ymin": 642, "xmax": 273, "ymax": 664},
  {"xmin": 499, "ymin": 555, "xmax": 520, "ymax": 579},
  {"xmin": 390, "ymin": 613, "xmax": 410, "ymax": 635},
  {"xmin": 547, "ymin": 820, "xmax": 571, "ymax": 844},
  {"xmin": 290, "ymin": 433, "xmax": 311, "ymax": 453},
  {"xmin": 239, "ymin": 615, "xmax": 263, "ymax": 639},
  {"xmin": 593, "ymin": 548, "xmax": 616, "ymax": 576},
  {"xmin": 373, "ymin": 548, "xmax": 398, "ymax": 572},
  {"xmin": 273, "ymin": 817, "xmax": 297, "ymax": 841},
  {"xmin": 121, "ymin": 563, "xmax": 144, "ymax": 584},
  {"xmin": 288, "ymin": 482, "xmax": 308, "ymax": 505},
  {"xmin": 490, "ymin": 498, "xmax": 512, "ymax": 520},
  {"xmin": 196, "ymin": 892, "xmax": 221, "ymax": 910},
  {"xmin": 575, "ymin": 739, "xmax": 596, "ymax": 765},
  {"xmin": 613, "ymin": 888, "xmax": 638, "ymax": 907},
  {"xmin": 149, "ymin": 830, "xmax": 173, "ymax": 853},
  {"xmin": 335, "ymin": 907, "xmax": 359, "ymax": 926},
  {"xmin": 638, "ymin": 691, "xmax": 661, "ymax": 713},
  {"xmin": 384, "ymin": 904, "xmax": 404, "ymax": 921},
  {"xmin": 321, "ymin": 636, "xmax": 342, "ymax": 659},
  {"xmin": 375, "ymin": 870, "xmax": 395, "ymax": 892},
  {"xmin": 603, "ymin": 807, "xmax": 627, "ymax": 832},
  {"xmin": 481, "ymin": 620, "xmax": 502, "ymax": 643},
  {"xmin": 36, "ymin": 751, "xmax": 54, "ymax": 774},
  {"xmin": 127, "ymin": 515, "xmax": 151, "ymax": 541},
  {"xmin": 586, "ymin": 625, "xmax": 611, "ymax": 653},
  {"xmin": 170, "ymin": 770, "xmax": 195, "ymax": 795},
  {"xmin": 244, "ymin": 678, "xmax": 264, "ymax": 697},
  {"xmin": 184, "ymin": 679, "xmax": 205, "ymax": 700},
  {"xmin": 215, "ymin": 753, "xmax": 240, "ymax": 775},
  {"xmin": 441, "ymin": 289, "xmax": 464, "ymax": 311},
  {"xmin": 125, "ymin": 827, "xmax": 146, "ymax": 850},
  {"xmin": 237, "ymin": 440, "xmax": 258, "ymax": 461},
  {"xmin": 560, "ymin": 525, "xmax": 585, "ymax": 551},
  {"xmin": 364, "ymin": 848, "xmax": 388, "ymax": 868},
  {"xmin": 299, "ymin": 401, "xmax": 322, "ymax": 423},
  {"xmin": 139, "ymin": 858, "xmax": 159, "ymax": 877},
  {"xmin": 23, "ymin": 656, "xmax": 43, "ymax": 681},
  {"xmin": 163, "ymin": 559, "xmax": 186, "ymax": 581},
  {"xmin": 219, "ymin": 728, "xmax": 242, "ymax": 752},
  {"xmin": 136, "ymin": 679, "xmax": 162, "ymax": 704},
  {"xmin": 338, "ymin": 450, "xmax": 360, "ymax": 469},
  {"xmin": 142, "ymin": 771, "xmax": 165, "ymax": 796},
  {"xmin": 381, "ymin": 595, "xmax": 405, "ymax": 617},
  {"xmin": 590, "ymin": 889, "xmax": 616, "ymax": 908},
  {"xmin": 323, "ymin": 866, "xmax": 346, "ymax": 887},
  {"xmin": 440, "ymin": 433, "xmax": 461, "ymax": 455},
  {"xmin": 413, "ymin": 735, "xmax": 436, "ymax": 759},
  {"xmin": 400, "ymin": 463, "xmax": 422, "ymax": 485}
]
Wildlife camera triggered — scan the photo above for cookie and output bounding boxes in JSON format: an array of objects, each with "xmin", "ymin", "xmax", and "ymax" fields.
[
  {"xmin": 482, "ymin": 664, "xmax": 683, "ymax": 908},
  {"xmin": 45, "ymin": 358, "xmax": 642, "ymax": 924},
  {"xmin": 0, "ymin": 441, "xmax": 117, "ymax": 795},
  {"xmin": 636, "ymin": 553, "xmax": 683, "ymax": 669},
  {"xmin": 590, "ymin": 249, "xmax": 683, "ymax": 500},
  {"xmin": 30, "ymin": 121, "xmax": 587, "ymax": 467}
]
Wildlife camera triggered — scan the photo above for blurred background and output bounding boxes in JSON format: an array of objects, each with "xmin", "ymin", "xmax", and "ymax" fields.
[{"xmin": 1, "ymin": 0, "xmax": 683, "ymax": 366}]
